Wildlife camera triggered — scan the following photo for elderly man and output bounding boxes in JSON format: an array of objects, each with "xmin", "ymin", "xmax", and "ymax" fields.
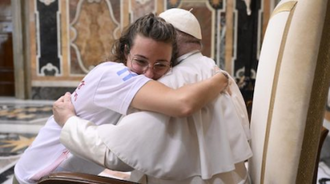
[{"xmin": 54, "ymin": 9, "xmax": 252, "ymax": 184}]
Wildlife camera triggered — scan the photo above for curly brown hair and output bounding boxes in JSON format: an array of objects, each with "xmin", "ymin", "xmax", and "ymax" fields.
[{"xmin": 110, "ymin": 13, "xmax": 178, "ymax": 66}]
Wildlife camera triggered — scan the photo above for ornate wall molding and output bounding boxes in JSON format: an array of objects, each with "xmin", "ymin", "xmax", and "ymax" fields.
[
  {"xmin": 70, "ymin": 0, "xmax": 120, "ymax": 74},
  {"xmin": 35, "ymin": 0, "xmax": 61, "ymax": 76},
  {"xmin": 39, "ymin": 0, "xmax": 56, "ymax": 6},
  {"xmin": 27, "ymin": 0, "xmax": 273, "ymax": 99}
]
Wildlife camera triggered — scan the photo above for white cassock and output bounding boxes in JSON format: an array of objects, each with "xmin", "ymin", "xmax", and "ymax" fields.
[{"xmin": 61, "ymin": 51, "xmax": 253, "ymax": 184}]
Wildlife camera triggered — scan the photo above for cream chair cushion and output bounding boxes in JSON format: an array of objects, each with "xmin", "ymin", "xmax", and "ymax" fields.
[{"xmin": 249, "ymin": 0, "xmax": 330, "ymax": 183}]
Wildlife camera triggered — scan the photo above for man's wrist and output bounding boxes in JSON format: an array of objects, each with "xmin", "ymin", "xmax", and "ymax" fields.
[{"xmin": 62, "ymin": 115, "xmax": 77, "ymax": 128}]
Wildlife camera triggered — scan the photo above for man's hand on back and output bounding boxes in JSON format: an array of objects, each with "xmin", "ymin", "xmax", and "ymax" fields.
[{"xmin": 53, "ymin": 92, "xmax": 76, "ymax": 127}]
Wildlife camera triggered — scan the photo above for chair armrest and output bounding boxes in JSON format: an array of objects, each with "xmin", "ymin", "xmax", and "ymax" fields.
[
  {"xmin": 38, "ymin": 172, "xmax": 139, "ymax": 184},
  {"xmin": 313, "ymin": 126, "xmax": 329, "ymax": 184}
]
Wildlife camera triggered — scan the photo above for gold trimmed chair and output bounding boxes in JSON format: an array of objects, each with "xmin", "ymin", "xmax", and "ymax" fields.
[
  {"xmin": 37, "ymin": 172, "xmax": 138, "ymax": 184},
  {"xmin": 248, "ymin": 0, "xmax": 330, "ymax": 184},
  {"xmin": 37, "ymin": 125, "xmax": 329, "ymax": 184}
]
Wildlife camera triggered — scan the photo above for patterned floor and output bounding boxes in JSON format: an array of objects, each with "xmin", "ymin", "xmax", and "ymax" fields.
[
  {"xmin": 0, "ymin": 97, "xmax": 53, "ymax": 183},
  {"xmin": 0, "ymin": 97, "xmax": 132, "ymax": 184},
  {"xmin": 0, "ymin": 97, "xmax": 329, "ymax": 184}
]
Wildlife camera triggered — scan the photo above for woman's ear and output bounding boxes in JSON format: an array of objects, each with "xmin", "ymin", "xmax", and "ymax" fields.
[
  {"xmin": 124, "ymin": 44, "xmax": 130, "ymax": 55},
  {"xmin": 123, "ymin": 45, "xmax": 130, "ymax": 62}
]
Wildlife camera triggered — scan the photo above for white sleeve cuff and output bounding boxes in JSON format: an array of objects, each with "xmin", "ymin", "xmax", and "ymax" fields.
[{"xmin": 60, "ymin": 116, "xmax": 106, "ymax": 166}]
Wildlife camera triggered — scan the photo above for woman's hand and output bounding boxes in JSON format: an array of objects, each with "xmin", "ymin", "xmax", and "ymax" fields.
[{"xmin": 213, "ymin": 66, "xmax": 232, "ymax": 95}]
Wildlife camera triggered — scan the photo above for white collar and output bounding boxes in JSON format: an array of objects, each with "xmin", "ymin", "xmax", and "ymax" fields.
[{"xmin": 176, "ymin": 50, "xmax": 200, "ymax": 65}]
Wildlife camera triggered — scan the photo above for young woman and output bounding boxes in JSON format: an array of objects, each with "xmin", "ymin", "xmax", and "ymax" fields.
[{"xmin": 14, "ymin": 13, "xmax": 228, "ymax": 184}]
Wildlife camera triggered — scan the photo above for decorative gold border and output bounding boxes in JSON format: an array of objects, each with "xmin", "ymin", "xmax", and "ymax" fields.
[
  {"xmin": 270, "ymin": 1, "xmax": 297, "ymax": 19},
  {"xmin": 296, "ymin": 0, "xmax": 330, "ymax": 182},
  {"xmin": 260, "ymin": 1, "xmax": 297, "ymax": 183}
]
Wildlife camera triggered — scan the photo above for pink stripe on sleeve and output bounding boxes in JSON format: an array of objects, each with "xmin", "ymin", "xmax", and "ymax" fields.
[{"xmin": 31, "ymin": 149, "xmax": 69, "ymax": 181}]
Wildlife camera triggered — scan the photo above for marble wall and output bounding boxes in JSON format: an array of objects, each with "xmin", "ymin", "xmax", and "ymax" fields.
[{"xmin": 28, "ymin": 0, "xmax": 276, "ymax": 101}]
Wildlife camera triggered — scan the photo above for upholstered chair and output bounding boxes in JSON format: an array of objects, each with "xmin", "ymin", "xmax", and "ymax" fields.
[{"xmin": 248, "ymin": 0, "xmax": 330, "ymax": 184}]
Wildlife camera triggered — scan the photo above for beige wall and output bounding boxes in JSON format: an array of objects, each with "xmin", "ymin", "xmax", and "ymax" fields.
[{"xmin": 12, "ymin": 0, "xmax": 277, "ymax": 99}]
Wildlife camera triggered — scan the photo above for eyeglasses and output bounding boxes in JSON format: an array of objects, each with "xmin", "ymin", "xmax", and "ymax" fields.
[{"xmin": 129, "ymin": 54, "xmax": 171, "ymax": 75}]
